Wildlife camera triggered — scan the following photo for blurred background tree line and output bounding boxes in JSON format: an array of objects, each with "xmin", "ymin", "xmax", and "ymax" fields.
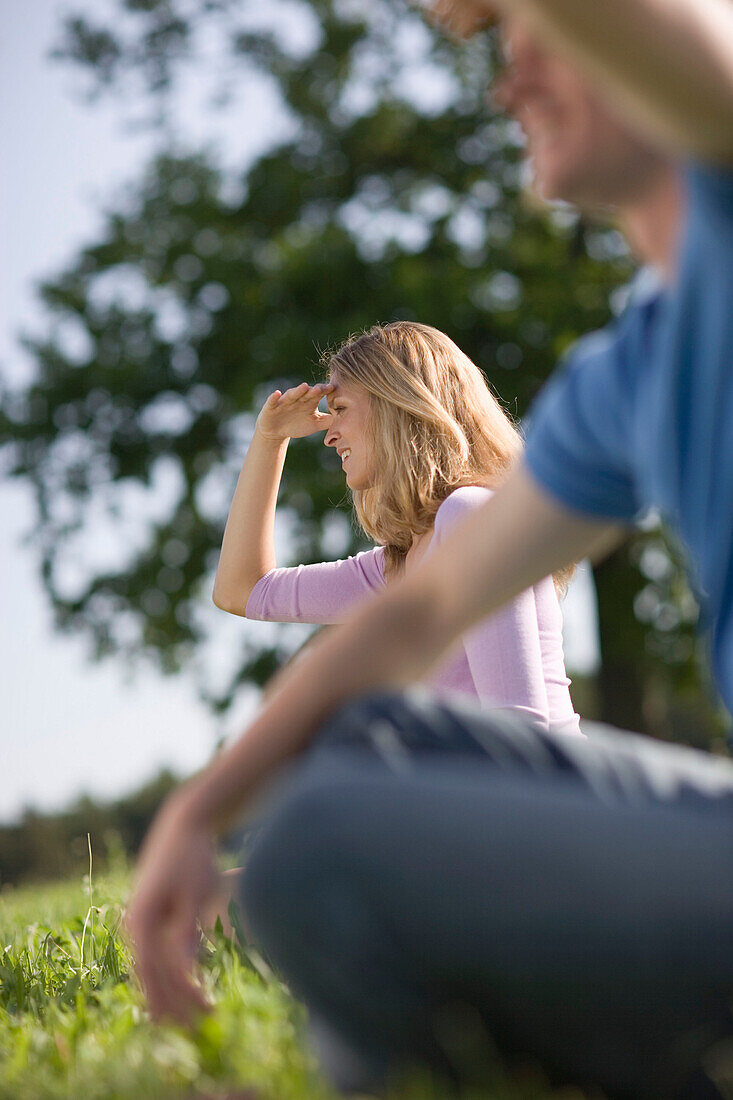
[
  {"xmin": 0, "ymin": 770, "xmax": 180, "ymax": 886},
  {"xmin": 0, "ymin": 0, "xmax": 728, "ymax": 882}
]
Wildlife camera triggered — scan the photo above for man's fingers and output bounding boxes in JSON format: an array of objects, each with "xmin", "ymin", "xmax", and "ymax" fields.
[
  {"xmin": 134, "ymin": 927, "xmax": 208, "ymax": 1024},
  {"xmin": 428, "ymin": 0, "xmax": 499, "ymax": 37},
  {"xmin": 147, "ymin": 961, "xmax": 207, "ymax": 1025},
  {"xmin": 126, "ymin": 896, "xmax": 207, "ymax": 1025}
]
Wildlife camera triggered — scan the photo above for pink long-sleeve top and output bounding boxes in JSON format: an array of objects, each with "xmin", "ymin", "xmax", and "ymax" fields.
[{"xmin": 246, "ymin": 486, "xmax": 581, "ymax": 737}]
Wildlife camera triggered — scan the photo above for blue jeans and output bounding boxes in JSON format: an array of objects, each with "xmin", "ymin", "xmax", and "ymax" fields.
[{"xmin": 240, "ymin": 689, "xmax": 733, "ymax": 1098}]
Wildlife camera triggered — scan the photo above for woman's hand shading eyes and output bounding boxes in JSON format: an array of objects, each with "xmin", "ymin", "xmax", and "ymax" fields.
[{"xmin": 256, "ymin": 382, "xmax": 335, "ymax": 442}]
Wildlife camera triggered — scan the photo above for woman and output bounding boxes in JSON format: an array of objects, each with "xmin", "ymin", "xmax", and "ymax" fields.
[{"xmin": 213, "ymin": 321, "xmax": 580, "ymax": 735}]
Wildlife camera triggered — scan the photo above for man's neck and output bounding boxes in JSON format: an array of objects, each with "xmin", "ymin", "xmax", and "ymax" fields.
[{"xmin": 618, "ymin": 170, "xmax": 684, "ymax": 282}]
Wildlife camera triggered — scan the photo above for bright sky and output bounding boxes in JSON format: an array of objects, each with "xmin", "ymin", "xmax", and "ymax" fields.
[{"xmin": 0, "ymin": 0, "xmax": 599, "ymax": 825}]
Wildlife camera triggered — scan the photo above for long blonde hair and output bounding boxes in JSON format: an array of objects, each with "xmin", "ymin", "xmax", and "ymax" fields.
[{"xmin": 325, "ymin": 321, "xmax": 525, "ymax": 578}]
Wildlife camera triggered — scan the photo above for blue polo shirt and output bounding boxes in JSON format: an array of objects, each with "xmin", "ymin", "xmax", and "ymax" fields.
[{"xmin": 525, "ymin": 164, "xmax": 733, "ymax": 715}]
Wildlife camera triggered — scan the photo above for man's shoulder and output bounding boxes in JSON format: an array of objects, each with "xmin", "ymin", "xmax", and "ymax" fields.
[
  {"xmin": 566, "ymin": 271, "xmax": 664, "ymax": 371},
  {"xmin": 523, "ymin": 281, "xmax": 658, "ymax": 523},
  {"xmin": 686, "ymin": 161, "xmax": 733, "ymax": 222}
]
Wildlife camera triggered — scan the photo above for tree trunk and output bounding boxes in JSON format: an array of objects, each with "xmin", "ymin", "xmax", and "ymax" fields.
[{"xmin": 592, "ymin": 546, "xmax": 647, "ymax": 733}]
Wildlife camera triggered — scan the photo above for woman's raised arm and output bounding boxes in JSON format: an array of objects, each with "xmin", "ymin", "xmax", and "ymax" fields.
[{"xmin": 212, "ymin": 383, "xmax": 333, "ymax": 615}]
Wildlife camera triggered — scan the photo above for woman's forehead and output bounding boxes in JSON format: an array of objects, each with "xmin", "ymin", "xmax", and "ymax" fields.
[{"xmin": 326, "ymin": 377, "xmax": 366, "ymax": 404}]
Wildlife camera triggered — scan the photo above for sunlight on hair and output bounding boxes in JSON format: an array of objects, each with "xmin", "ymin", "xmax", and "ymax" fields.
[
  {"xmin": 323, "ymin": 323, "xmax": 519, "ymax": 571},
  {"xmin": 324, "ymin": 321, "xmax": 574, "ymax": 592}
]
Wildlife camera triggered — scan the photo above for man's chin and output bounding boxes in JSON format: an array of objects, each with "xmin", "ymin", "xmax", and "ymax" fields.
[
  {"xmin": 527, "ymin": 170, "xmax": 569, "ymax": 206},
  {"xmin": 531, "ymin": 157, "xmax": 574, "ymax": 203},
  {"xmin": 525, "ymin": 147, "xmax": 583, "ymax": 203},
  {"xmin": 532, "ymin": 167, "xmax": 603, "ymax": 212}
]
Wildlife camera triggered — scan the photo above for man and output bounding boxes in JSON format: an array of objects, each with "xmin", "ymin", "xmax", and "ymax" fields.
[{"xmin": 126, "ymin": 1, "xmax": 733, "ymax": 1096}]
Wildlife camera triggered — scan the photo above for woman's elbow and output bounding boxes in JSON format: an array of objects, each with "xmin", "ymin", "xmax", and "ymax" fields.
[{"xmin": 212, "ymin": 583, "xmax": 250, "ymax": 617}]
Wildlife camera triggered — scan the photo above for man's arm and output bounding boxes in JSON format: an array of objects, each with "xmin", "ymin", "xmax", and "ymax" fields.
[
  {"xmin": 169, "ymin": 465, "xmax": 619, "ymax": 833},
  {"xmin": 431, "ymin": 0, "xmax": 733, "ymax": 163},
  {"xmin": 126, "ymin": 464, "xmax": 620, "ymax": 1020}
]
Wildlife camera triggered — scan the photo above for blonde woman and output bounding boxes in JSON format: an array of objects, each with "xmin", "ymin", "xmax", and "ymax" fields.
[{"xmin": 213, "ymin": 321, "xmax": 580, "ymax": 736}]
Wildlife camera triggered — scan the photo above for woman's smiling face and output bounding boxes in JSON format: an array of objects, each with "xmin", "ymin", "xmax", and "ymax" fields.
[{"xmin": 324, "ymin": 379, "xmax": 375, "ymax": 491}]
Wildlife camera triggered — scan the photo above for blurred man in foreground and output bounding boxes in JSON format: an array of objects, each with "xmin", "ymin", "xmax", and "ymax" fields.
[{"xmin": 127, "ymin": 1, "xmax": 733, "ymax": 1096}]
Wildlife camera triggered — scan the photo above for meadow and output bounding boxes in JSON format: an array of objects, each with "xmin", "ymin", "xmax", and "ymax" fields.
[{"xmin": 0, "ymin": 850, "xmax": 583, "ymax": 1100}]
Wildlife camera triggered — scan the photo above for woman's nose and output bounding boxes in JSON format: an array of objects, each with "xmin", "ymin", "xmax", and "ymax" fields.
[{"xmin": 324, "ymin": 421, "xmax": 338, "ymax": 447}]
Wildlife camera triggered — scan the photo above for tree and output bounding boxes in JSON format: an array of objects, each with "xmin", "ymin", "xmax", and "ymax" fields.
[
  {"xmin": 0, "ymin": 769, "xmax": 180, "ymax": 885},
  {"xmin": 1, "ymin": 0, "xmax": 724, "ymax": 740}
]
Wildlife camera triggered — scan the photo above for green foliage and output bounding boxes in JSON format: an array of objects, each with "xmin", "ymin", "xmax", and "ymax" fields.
[
  {"xmin": 1, "ymin": 0, "xmax": 725, "ymax": 738},
  {"xmin": 0, "ymin": 874, "xmax": 584, "ymax": 1099}
]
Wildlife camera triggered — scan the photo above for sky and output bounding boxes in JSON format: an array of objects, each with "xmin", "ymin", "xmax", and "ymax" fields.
[{"xmin": 0, "ymin": 0, "xmax": 600, "ymax": 825}]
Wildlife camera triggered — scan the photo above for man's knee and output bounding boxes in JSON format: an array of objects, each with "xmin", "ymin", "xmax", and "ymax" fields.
[
  {"xmin": 240, "ymin": 769, "xmax": 365, "ymax": 947},
  {"xmin": 315, "ymin": 688, "xmax": 411, "ymax": 753},
  {"xmin": 313, "ymin": 686, "xmax": 528, "ymax": 765}
]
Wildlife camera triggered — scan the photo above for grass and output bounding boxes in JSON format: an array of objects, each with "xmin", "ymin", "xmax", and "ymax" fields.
[
  {"xmin": 0, "ymin": 854, "xmax": 584, "ymax": 1100},
  {"xmin": 0, "ymin": 850, "xmax": 330, "ymax": 1100}
]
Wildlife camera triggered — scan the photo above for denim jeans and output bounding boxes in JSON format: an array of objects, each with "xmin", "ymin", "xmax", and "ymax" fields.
[{"xmin": 240, "ymin": 689, "xmax": 733, "ymax": 1098}]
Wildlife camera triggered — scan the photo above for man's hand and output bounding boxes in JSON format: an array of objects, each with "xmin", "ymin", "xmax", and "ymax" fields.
[
  {"xmin": 428, "ymin": 0, "xmax": 499, "ymax": 37},
  {"xmin": 124, "ymin": 793, "xmax": 219, "ymax": 1025}
]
